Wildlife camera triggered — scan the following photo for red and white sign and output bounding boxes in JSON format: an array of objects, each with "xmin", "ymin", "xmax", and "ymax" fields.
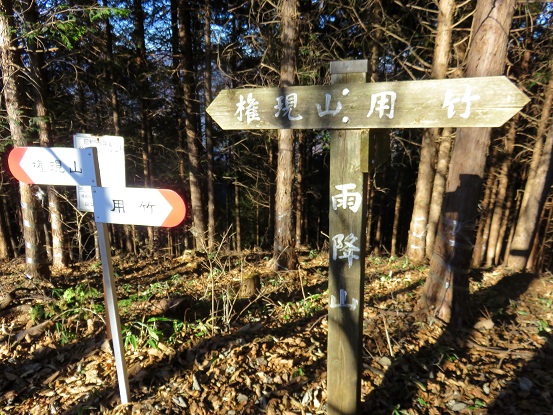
[
  {"xmin": 92, "ymin": 187, "xmax": 186, "ymax": 227},
  {"xmin": 8, "ymin": 147, "xmax": 97, "ymax": 186}
]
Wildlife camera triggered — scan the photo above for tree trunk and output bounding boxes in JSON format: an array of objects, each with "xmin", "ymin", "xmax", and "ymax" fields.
[
  {"xmin": 104, "ymin": 0, "xmax": 121, "ymax": 135},
  {"xmin": 204, "ymin": 0, "xmax": 216, "ymax": 251},
  {"xmin": 24, "ymin": 0, "xmax": 68, "ymax": 269},
  {"xmin": 133, "ymin": 0, "xmax": 153, "ymax": 188},
  {"xmin": 529, "ymin": 193, "xmax": 553, "ymax": 271},
  {"xmin": 267, "ymin": 137, "xmax": 276, "ymax": 248},
  {"xmin": 425, "ymin": 131, "xmax": 453, "ymax": 258},
  {"xmin": 406, "ymin": 0, "xmax": 455, "ymax": 261},
  {"xmin": 132, "ymin": 0, "xmax": 156, "ymax": 252},
  {"xmin": 178, "ymin": 0, "xmax": 206, "ymax": 250},
  {"xmin": 485, "ymin": 122, "xmax": 517, "ymax": 267},
  {"xmin": 0, "ymin": 0, "xmax": 50, "ymax": 279},
  {"xmin": 234, "ymin": 174, "xmax": 242, "ymax": 252},
  {"xmin": 273, "ymin": 0, "xmax": 299, "ymax": 271},
  {"xmin": 391, "ymin": 170, "xmax": 403, "ymax": 257},
  {"xmin": 470, "ymin": 163, "xmax": 496, "ymax": 268},
  {"xmin": 418, "ymin": 0, "xmax": 517, "ymax": 326},
  {"xmin": 295, "ymin": 131, "xmax": 305, "ymax": 248},
  {"xmin": 3, "ymin": 197, "xmax": 18, "ymax": 256},
  {"xmin": 0, "ymin": 189, "xmax": 13, "ymax": 259},
  {"xmin": 507, "ymin": 59, "xmax": 553, "ymax": 271},
  {"xmin": 366, "ymin": 180, "xmax": 374, "ymax": 252},
  {"xmin": 495, "ymin": 180, "xmax": 515, "ymax": 263}
]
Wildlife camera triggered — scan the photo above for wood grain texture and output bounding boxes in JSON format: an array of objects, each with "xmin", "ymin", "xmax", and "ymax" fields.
[{"xmin": 207, "ymin": 76, "xmax": 529, "ymax": 130}]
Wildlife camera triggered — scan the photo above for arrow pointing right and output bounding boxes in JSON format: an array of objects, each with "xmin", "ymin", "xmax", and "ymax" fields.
[{"xmin": 92, "ymin": 187, "xmax": 186, "ymax": 227}]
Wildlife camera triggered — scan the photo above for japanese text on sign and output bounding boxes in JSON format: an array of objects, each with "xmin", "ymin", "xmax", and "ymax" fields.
[{"xmin": 233, "ymin": 87, "xmax": 479, "ymax": 125}]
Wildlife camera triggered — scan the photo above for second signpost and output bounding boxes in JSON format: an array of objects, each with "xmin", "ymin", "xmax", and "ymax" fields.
[{"xmin": 8, "ymin": 141, "xmax": 187, "ymax": 404}]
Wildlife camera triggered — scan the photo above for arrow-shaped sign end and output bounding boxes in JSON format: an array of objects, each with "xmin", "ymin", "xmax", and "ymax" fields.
[
  {"xmin": 8, "ymin": 147, "xmax": 33, "ymax": 184},
  {"xmin": 160, "ymin": 189, "xmax": 186, "ymax": 227}
]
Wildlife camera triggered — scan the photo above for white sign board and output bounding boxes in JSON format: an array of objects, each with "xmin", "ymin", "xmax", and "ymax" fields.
[
  {"xmin": 73, "ymin": 134, "xmax": 126, "ymax": 211},
  {"xmin": 92, "ymin": 187, "xmax": 186, "ymax": 227},
  {"xmin": 8, "ymin": 147, "xmax": 97, "ymax": 186}
]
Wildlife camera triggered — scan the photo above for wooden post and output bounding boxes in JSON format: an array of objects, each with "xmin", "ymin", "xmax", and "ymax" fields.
[{"xmin": 327, "ymin": 60, "xmax": 369, "ymax": 415}]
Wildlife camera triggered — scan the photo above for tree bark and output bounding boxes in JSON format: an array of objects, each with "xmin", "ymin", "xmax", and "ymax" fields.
[
  {"xmin": 507, "ymin": 59, "xmax": 553, "ymax": 271},
  {"xmin": 0, "ymin": 187, "xmax": 14, "ymax": 259},
  {"xmin": 485, "ymin": 123, "xmax": 517, "ymax": 267},
  {"xmin": 470, "ymin": 160, "xmax": 496, "ymax": 268},
  {"xmin": 204, "ymin": 0, "xmax": 216, "ymax": 251},
  {"xmin": 234, "ymin": 168, "xmax": 242, "ymax": 252},
  {"xmin": 178, "ymin": 0, "xmax": 207, "ymax": 250},
  {"xmin": 24, "ymin": 0, "xmax": 68, "ymax": 269},
  {"xmin": 419, "ymin": 0, "xmax": 517, "ymax": 326},
  {"xmin": 426, "ymin": 128, "xmax": 453, "ymax": 258},
  {"xmin": 391, "ymin": 170, "xmax": 403, "ymax": 257},
  {"xmin": 495, "ymin": 184, "xmax": 514, "ymax": 263},
  {"xmin": 0, "ymin": 0, "xmax": 50, "ymax": 279},
  {"xmin": 295, "ymin": 131, "xmax": 305, "ymax": 247},
  {"xmin": 406, "ymin": 0, "xmax": 455, "ymax": 262},
  {"xmin": 273, "ymin": 0, "xmax": 299, "ymax": 271}
]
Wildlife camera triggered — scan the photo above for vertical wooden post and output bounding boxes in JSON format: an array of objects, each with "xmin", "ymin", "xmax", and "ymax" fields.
[{"xmin": 327, "ymin": 60, "xmax": 369, "ymax": 415}]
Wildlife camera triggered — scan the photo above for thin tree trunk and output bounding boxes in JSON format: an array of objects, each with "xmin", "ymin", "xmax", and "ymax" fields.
[
  {"xmin": 471, "ymin": 169, "xmax": 495, "ymax": 268},
  {"xmin": 234, "ymin": 177, "xmax": 241, "ymax": 252},
  {"xmin": 471, "ymin": 144, "xmax": 500, "ymax": 267},
  {"xmin": 24, "ymin": 0, "xmax": 68, "ymax": 269},
  {"xmin": 132, "ymin": 0, "xmax": 156, "ymax": 252},
  {"xmin": 485, "ymin": 123, "xmax": 517, "ymax": 267},
  {"xmin": 0, "ymin": 189, "xmax": 13, "ymax": 259},
  {"xmin": 267, "ymin": 138, "xmax": 276, "ymax": 248},
  {"xmin": 418, "ymin": 0, "xmax": 517, "ymax": 326},
  {"xmin": 0, "ymin": 0, "xmax": 50, "ymax": 279},
  {"xmin": 406, "ymin": 0, "xmax": 455, "ymax": 261},
  {"xmin": 366, "ymin": 180, "xmax": 374, "ymax": 251},
  {"xmin": 295, "ymin": 131, "xmax": 305, "ymax": 247},
  {"xmin": 106, "ymin": 0, "xmax": 132, "ymax": 255},
  {"xmin": 104, "ymin": 0, "xmax": 120, "ymax": 135},
  {"xmin": 529, "ymin": 194, "xmax": 553, "ymax": 271},
  {"xmin": 273, "ymin": 0, "xmax": 299, "ymax": 271},
  {"xmin": 204, "ymin": 0, "xmax": 216, "ymax": 251},
  {"xmin": 3, "ymin": 197, "xmax": 18, "ymax": 256},
  {"xmin": 425, "ymin": 130, "xmax": 453, "ymax": 257},
  {"xmin": 495, "ymin": 181, "xmax": 515, "ymax": 263},
  {"xmin": 178, "ymin": 0, "xmax": 206, "ymax": 249},
  {"xmin": 133, "ymin": 0, "xmax": 153, "ymax": 188},
  {"xmin": 373, "ymin": 190, "xmax": 383, "ymax": 255},
  {"xmin": 507, "ymin": 59, "xmax": 553, "ymax": 271},
  {"xmin": 391, "ymin": 171, "xmax": 403, "ymax": 257}
]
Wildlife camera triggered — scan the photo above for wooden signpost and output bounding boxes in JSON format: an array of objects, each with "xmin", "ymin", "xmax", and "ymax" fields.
[
  {"xmin": 8, "ymin": 145, "xmax": 186, "ymax": 405},
  {"xmin": 207, "ymin": 60, "xmax": 529, "ymax": 415}
]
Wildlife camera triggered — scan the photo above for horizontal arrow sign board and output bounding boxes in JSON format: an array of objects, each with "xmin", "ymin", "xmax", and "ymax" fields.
[
  {"xmin": 8, "ymin": 147, "xmax": 98, "ymax": 186},
  {"xmin": 207, "ymin": 76, "xmax": 529, "ymax": 130},
  {"xmin": 92, "ymin": 187, "xmax": 186, "ymax": 227}
]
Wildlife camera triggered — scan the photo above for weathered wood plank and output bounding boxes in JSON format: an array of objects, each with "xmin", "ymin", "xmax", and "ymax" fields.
[
  {"xmin": 207, "ymin": 76, "xmax": 529, "ymax": 130},
  {"xmin": 327, "ymin": 64, "xmax": 368, "ymax": 415}
]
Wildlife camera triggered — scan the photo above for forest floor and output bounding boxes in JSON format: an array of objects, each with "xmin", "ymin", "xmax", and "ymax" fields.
[{"xmin": 1, "ymin": 250, "xmax": 553, "ymax": 415}]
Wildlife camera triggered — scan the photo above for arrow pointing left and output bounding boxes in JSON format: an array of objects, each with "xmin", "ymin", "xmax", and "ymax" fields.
[{"xmin": 8, "ymin": 147, "xmax": 98, "ymax": 186}]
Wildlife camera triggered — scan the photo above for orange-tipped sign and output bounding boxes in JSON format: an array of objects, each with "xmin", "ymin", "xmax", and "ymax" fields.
[
  {"xmin": 92, "ymin": 187, "xmax": 186, "ymax": 227},
  {"xmin": 8, "ymin": 147, "xmax": 97, "ymax": 186}
]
